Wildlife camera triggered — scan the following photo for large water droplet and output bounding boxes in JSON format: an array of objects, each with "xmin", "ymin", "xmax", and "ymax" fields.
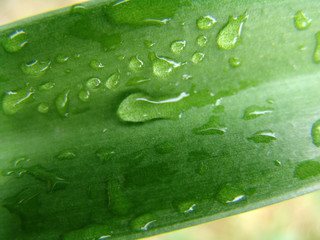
[
  {"xmin": 21, "ymin": 60, "xmax": 51, "ymax": 76},
  {"xmin": 90, "ymin": 60, "xmax": 104, "ymax": 70},
  {"xmin": 197, "ymin": 15, "xmax": 217, "ymax": 30},
  {"xmin": 217, "ymin": 11, "xmax": 249, "ymax": 50},
  {"xmin": 191, "ymin": 52, "xmax": 205, "ymax": 64},
  {"xmin": 150, "ymin": 53, "xmax": 181, "ymax": 78},
  {"xmin": 170, "ymin": 40, "xmax": 186, "ymax": 54},
  {"xmin": 78, "ymin": 90, "xmax": 90, "ymax": 102},
  {"xmin": 294, "ymin": 160, "xmax": 320, "ymax": 180},
  {"xmin": 216, "ymin": 184, "xmax": 246, "ymax": 204},
  {"xmin": 248, "ymin": 130, "xmax": 277, "ymax": 143},
  {"xmin": 193, "ymin": 116, "xmax": 227, "ymax": 135},
  {"xmin": 57, "ymin": 150, "xmax": 76, "ymax": 160},
  {"xmin": 311, "ymin": 119, "xmax": 320, "ymax": 147},
  {"xmin": 154, "ymin": 141, "xmax": 174, "ymax": 154},
  {"xmin": 243, "ymin": 105, "xmax": 273, "ymax": 120},
  {"xmin": 294, "ymin": 10, "xmax": 312, "ymax": 30},
  {"xmin": 229, "ymin": 57, "xmax": 241, "ymax": 67},
  {"xmin": 2, "ymin": 87, "xmax": 35, "ymax": 115},
  {"xmin": 129, "ymin": 55, "xmax": 144, "ymax": 72},
  {"xmin": 131, "ymin": 214, "xmax": 156, "ymax": 231},
  {"xmin": 313, "ymin": 32, "xmax": 320, "ymax": 63},
  {"xmin": 37, "ymin": 103, "xmax": 49, "ymax": 114},
  {"xmin": 106, "ymin": 72, "xmax": 120, "ymax": 89},
  {"xmin": 197, "ymin": 35, "xmax": 208, "ymax": 47},
  {"xmin": 55, "ymin": 90, "xmax": 70, "ymax": 117},
  {"xmin": 2, "ymin": 30, "xmax": 28, "ymax": 53},
  {"xmin": 126, "ymin": 76, "xmax": 151, "ymax": 86},
  {"xmin": 86, "ymin": 77, "xmax": 101, "ymax": 89}
]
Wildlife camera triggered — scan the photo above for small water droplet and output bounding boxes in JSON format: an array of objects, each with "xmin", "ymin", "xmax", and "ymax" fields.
[
  {"xmin": 312, "ymin": 119, "xmax": 320, "ymax": 147},
  {"xmin": 86, "ymin": 77, "xmax": 101, "ymax": 89},
  {"xmin": 40, "ymin": 82, "xmax": 55, "ymax": 91},
  {"xmin": 229, "ymin": 57, "xmax": 241, "ymax": 67},
  {"xmin": 177, "ymin": 201, "xmax": 197, "ymax": 214},
  {"xmin": 56, "ymin": 54, "xmax": 69, "ymax": 63},
  {"xmin": 78, "ymin": 90, "xmax": 90, "ymax": 102},
  {"xmin": 294, "ymin": 10, "xmax": 312, "ymax": 30},
  {"xmin": 248, "ymin": 130, "xmax": 277, "ymax": 143},
  {"xmin": 2, "ymin": 87, "xmax": 35, "ymax": 115},
  {"xmin": 217, "ymin": 11, "xmax": 249, "ymax": 50},
  {"xmin": 294, "ymin": 160, "xmax": 320, "ymax": 180},
  {"xmin": 106, "ymin": 72, "xmax": 120, "ymax": 89},
  {"xmin": 243, "ymin": 105, "xmax": 273, "ymax": 120},
  {"xmin": 57, "ymin": 150, "xmax": 76, "ymax": 160},
  {"xmin": 191, "ymin": 52, "xmax": 205, "ymax": 64},
  {"xmin": 129, "ymin": 55, "xmax": 144, "ymax": 72},
  {"xmin": 126, "ymin": 76, "xmax": 151, "ymax": 86},
  {"xmin": 193, "ymin": 116, "xmax": 227, "ymax": 135},
  {"xmin": 197, "ymin": 35, "xmax": 208, "ymax": 47},
  {"xmin": 71, "ymin": 4, "xmax": 87, "ymax": 14},
  {"xmin": 170, "ymin": 40, "xmax": 186, "ymax": 54},
  {"xmin": 55, "ymin": 89, "xmax": 70, "ymax": 118},
  {"xmin": 144, "ymin": 40, "xmax": 155, "ymax": 48},
  {"xmin": 274, "ymin": 160, "xmax": 282, "ymax": 167},
  {"xmin": 150, "ymin": 53, "xmax": 181, "ymax": 77},
  {"xmin": 313, "ymin": 32, "xmax": 320, "ymax": 63},
  {"xmin": 37, "ymin": 103, "xmax": 49, "ymax": 114},
  {"xmin": 131, "ymin": 214, "xmax": 156, "ymax": 231},
  {"xmin": 90, "ymin": 60, "xmax": 104, "ymax": 69},
  {"xmin": 216, "ymin": 184, "xmax": 246, "ymax": 204},
  {"xmin": 182, "ymin": 74, "xmax": 192, "ymax": 80},
  {"xmin": 197, "ymin": 15, "xmax": 217, "ymax": 30},
  {"xmin": 144, "ymin": 18, "xmax": 171, "ymax": 25},
  {"xmin": 63, "ymin": 225, "xmax": 112, "ymax": 240},
  {"xmin": 96, "ymin": 149, "xmax": 115, "ymax": 162},
  {"xmin": 21, "ymin": 60, "xmax": 51, "ymax": 76},
  {"xmin": 154, "ymin": 141, "xmax": 174, "ymax": 154},
  {"xmin": 2, "ymin": 30, "xmax": 28, "ymax": 53},
  {"xmin": 266, "ymin": 99, "xmax": 275, "ymax": 104}
]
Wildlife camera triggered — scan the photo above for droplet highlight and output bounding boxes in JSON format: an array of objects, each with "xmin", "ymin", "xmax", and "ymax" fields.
[
  {"xmin": 197, "ymin": 15, "xmax": 217, "ymax": 30},
  {"xmin": 78, "ymin": 90, "xmax": 90, "ymax": 102},
  {"xmin": 243, "ymin": 105, "xmax": 273, "ymax": 120},
  {"xmin": 55, "ymin": 90, "xmax": 70, "ymax": 117},
  {"xmin": 229, "ymin": 57, "xmax": 241, "ymax": 67},
  {"xmin": 126, "ymin": 76, "xmax": 151, "ymax": 86},
  {"xmin": 131, "ymin": 214, "xmax": 156, "ymax": 232},
  {"xmin": 90, "ymin": 60, "xmax": 104, "ymax": 69},
  {"xmin": 294, "ymin": 10, "xmax": 312, "ymax": 30},
  {"xmin": 151, "ymin": 53, "xmax": 181, "ymax": 78},
  {"xmin": 57, "ymin": 150, "xmax": 76, "ymax": 160},
  {"xmin": 21, "ymin": 60, "xmax": 51, "ymax": 76}
]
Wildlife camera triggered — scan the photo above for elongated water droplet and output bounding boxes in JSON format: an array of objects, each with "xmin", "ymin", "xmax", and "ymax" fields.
[
  {"xmin": 78, "ymin": 90, "xmax": 90, "ymax": 102},
  {"xmin": 294, "ymin": 10, "xmax": 312, "ymax": 30},
  {"xmin": 2, "ymin": 87, "xmax": 35, "ymax": 115},
  {"xmin": 197, "ymin": 35, "xmax": 208, "ymax": 47},
  {"xmin": 2, "ymin": 30, "xmax": 28, "ymax": 53},
  {"xmin": 126, "ymin": 76, "xmax": 151, "ymax": 86},
  {"xmin": 154, "ymin": 141, "xmax": 174, "ymax": 154},
  {"xmin": 129, "ymin": 55, "xmax": 144, "ymax": 72},
  {"xmin": 55, "ymin": 90, "xmax": 70, "ymax": 117},
  {"xmin": 150, "ymin": 53, "xmax": 181, "ymax": 78},
  {"xmin": 37, "ymin": 103, "xmax": 49, "ymax": 114},
  {"xmin": 313, "ymin": 32, "xmax": 320, "ymax": 63},
  {"xmin": 191, "ymin": 52, "xmax": 205, "ymax": 64},
  {"xmin": 217, "ymin": 11, "xmax": 249, "ymax": 50},
  {"xmin": 96, "ymin": 149, "xmax": 115, "ymax": 162},
  {"xmin": 57, "ymin": 150, "xmax": 76, "ymax": 160},
  {"xmin": 229, "ymin": 56, "xmax": 241, "ymax": 67},
  {"xmin": 193, "ymin": 116, "xmax": 227, "ymax": 135},
  {"xmin": 56, "ymin": 54, "xmax": 69, "ymax": 63},
  {"xmin": 21, "ymin": 60, "xmax": 51, "ymax": 76},
  {"xmin": 86, "ymin": 77, "xmax": 101, "ymax": 89},
  {"xmin": 170, "ymin": 40, "xmax": 186, "ymax": 54},
  {"xmin": 294, "ymin": 160, "xmax": 320, "ymax": 180},
  {"xmin": 90, "ymin": 60, "xmax": 104, "ymax": 69},
  {"xmin": 248, "ymin": 130, "xmax": 277, "ymax": 143},
  {"xmin": 177, "ymin": 201, "xmax": 197, "ymax": 214},
  {"xmin": 71, "ymin": 4, "xmax": 87, "ymax": 14},
  {"xmin": 131, "ymin": 214, "xmax": 156, "ymax": 231},
  {"xmin": 197, "ymin": 15, "xmax": 217, "ymax": 30},
  {"xmin": 243, "ymin": 105, "xmax": 273, "ymax": 120},
  {"xmin": 40, "ymin": 82, "xmax": 55, "ymax": 91},
  {"xmin": 106, "ymin": 72, "xmax": 120, "ymax": 89},
  {"xmin": 312, "ymin": 119, "xmax": 320, "ymax": 147},
  {"xmin": 216, "ymin": 184, "xmax": 246, "ymax": 204}
]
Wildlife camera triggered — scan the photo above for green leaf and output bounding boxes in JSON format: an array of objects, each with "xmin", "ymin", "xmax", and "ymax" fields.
[{"xmin": 0, "ymin": 0, "xmax": 320, "ymax": 239}]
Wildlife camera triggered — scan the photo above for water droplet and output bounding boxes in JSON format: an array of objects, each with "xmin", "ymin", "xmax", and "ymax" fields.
[
  {"xmin": 90, "ymin": 59, "xmax": 104, "ymax": 69},
  {"xmin": 197, "ymin": 15, "xmax": 217, "ymax": 30},
  {"xmin": 126, "ymin": 76, "xmax": 151, "ymax": 86},
  {"xmin": 217, "ymin": 11, "xmax": 249, "ymax": 50},
  {"xmin": 12, "ymin": 157, "xmax": 29, "ymax": 167},
  {"xmin": 182, "ymin": 74, "xmax": 192, "ymax": 80},
  {"xmin": 294, "ymin": 160, "xmax": 320, "ymax": 180},
  {"xmin": 57, "ymin": 150, "xmax": 76, "ymax": 160},
  {"xmin": 248, "ymin": 130, "xmax": 277, "ymax": 143},
  {"xmin": 2, "ymin": 87, "xmax": 35, "ymax": 115},
  {"xmin": 86, "ymin": 77, "xmax": 101, "ymax": 89},
  {"xmin": 96, "ymin": 149, "xmax": 115, "ymax": 162},
  {"xmin": 154, "ymin": 141, "xmax": 174, "ymax": 154},
  {"xmin": 131, "ymin": 214, "xmax": 156, "ymax": 231},
  {"xmin": 150, "ymin": 53, "xmax": 181, "ymax": 78},
  {"xmin": 193, "ymin": 116, "xmax": 227, "ymax": 135},
  {"xmin": 71, "ymin": 4, "xmax": 87, "ymax": 14},
  {"xmin": 78, "ymin": 90, "xmax": 90, "ymax": 102},
  {"xmin": 63, "ymin": 224, "xmax": 112, "ymax": 240},
  {"xmin": 144, "ymin": 18, "xmax": 171, "ymax": 25},
  {"xmin": 37, "ymin": 103, "xmax": 49, "ymax": 114},
  {"xmin": 311, "ymin": 119, "xmax": 320, "ymax": 147},
  {"xmin": 170, "ymin": 40, "xmax": 186, "ymax": 54},
  {"xmin": 129, "ymin": 55, "xmax": 144, "ymax": 72},
  {"xmin": 197, "ymin": 35, "xmax": 208, "ymax": 47},
  {"xmin": 106, "ymin": 72, "xmax": 120, "ymax": 89},
  {"xmin": 2, "ymin": 30, "xmax": 28, "ymax": 53},
  {"xmin": 191, "ymin": 52, "xmax": 205, "ymax": 64},
  {"xmin": 144, "ymin": 40, "xmax": 155, "ymax": 48},
  {"xmin": 55, "ymin": 90, "xmax": 70, "ymax": 118},
  {"xmin": 177, "ymin": 201, "xmax": 197, "ymax": 214},
  {"xmin": 243, "ymin": 105, "xmax": 273, "ymax": 120},
  {"xmin": 274, "ymin": 160, "xmax": 282, "ymax": 167},
  {"xmin": 21, "ymin": 60, "xmax": 51, "ymax": 76},
  {"xmin": 56, "ymin": 54, "xmax": 69, "ymax": 63},
  {"xmin": 229, "ymin": 57, "xmax": 241, "ymax": 67},
  {"xmin": 40, "ymin": 82, "xmax": 55, "ymax": 91},
  {"xmin": 266, "ymin": 99, "xmax": 275, "ymax": 104},
  {"xmin": 294, "ymin": 10, "xmax": 312, "ymax": 30},
  {"xmin": 216, "ymin": 184, "xmax": 246, "ymax": 204},
  {"xmin": 313, "ymin": 32, "xmax": 320, "ymax": 63}
]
